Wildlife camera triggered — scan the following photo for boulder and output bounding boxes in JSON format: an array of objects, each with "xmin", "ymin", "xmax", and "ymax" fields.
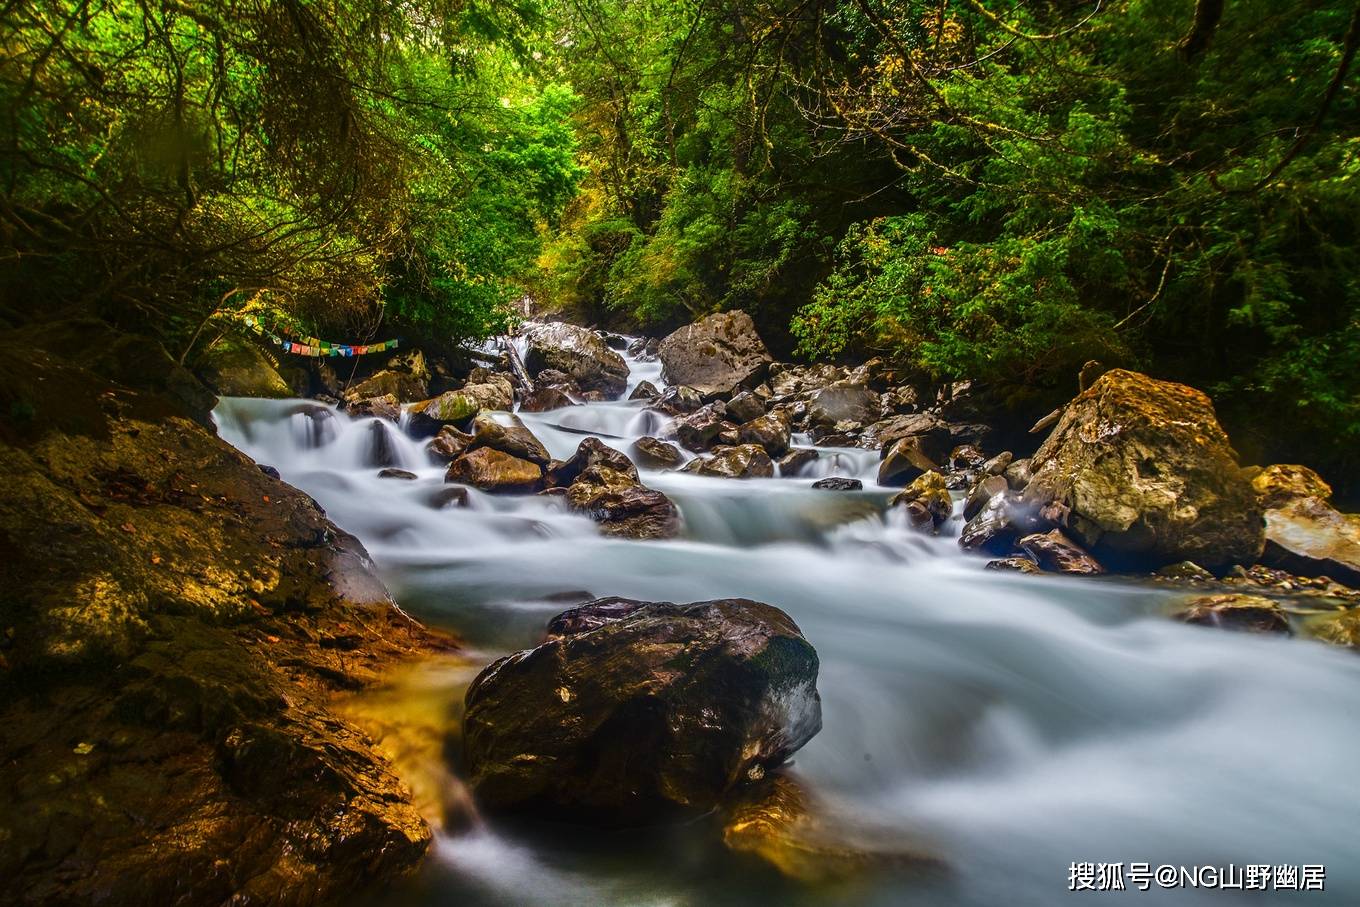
[
  {"xmin": 407, "ymin": 390, "xmax": 479, "ymax": 435},
  {"xmin": 1259, "ymin": 495, "xmax": 1360, "ymax": 588},
  {"xmin": 427, "ymin": 425, "xmax": 474, "ymax": 463},
  {"xmin": 959, "ymin": 491, "xmax": 1043, "ymax": 555},
  {"xmin": 565, "ymin": 467, "xmax": 680, "ymax": 540},
  {"xmin": 445, "ymin": 447, "xmax": 543, "ymax": 494},
  {"xmin": 631, "ymin": 437, "xmax": 684, "ymax": 470},
  {"xmin": 891, "ymin": 471, "xmax": 952, "ymax": 531},
  {"xmin": 658, "ymin": 311, "xmax": 773, "ymax": 398},
  {"xmin": 470, "ymin": 413, "xmax": 550, "ymax": 466},
  {"xmin": 682, "ymin": 444, "xmax": 775, "ymax": 479},
  {"xmin": 522, "ymin": 323, "xmax": 629, "ymax": 397},
  {"xmin": 779, "ymin": 449, "xmax": 819, "ymax": 477},
  {"xmin": 963, "ymin": 474, "xmax": 1009, "ymax": 521},
  {"xmin": 948, "ymin": 444, "xmax": 986, "ymax": 471},
  {"xmin": 981, "ymin": 451, "xmax": 1013, "ymax": 476},
  {"xmin": 195, "ymin": 335, "xmax": 291, "ymax": 398},
  {"xmin": 670, "ymin": 405, "xmax": 732, "ymax": 453},
  {"xmin": 628, "ymin": 380, "xmax": 660, "ymax": 402},
  {"xmin": 811, "ymin": 477, "xmax": 862, "ymax": 491},
  {"xmin": 653, "ymin": 384, "xmax": 705, "ymax": 415},
  {"xmin": 462, "ymin": 597, "xmax": 821, "ymax": 823},
  {"xmin": 347, "ymin": 368, "xmax": 429, "ymax": 403},
  {"xmin": 459, "ymin": 378, "xmax": 514, "ymax": 413},
  {"xmin": 518, "ymin": 385, "xmax": 576, "ymax": 412},
  {"xmin": 865, "ymin": 413, "xmax": 952, "ymax": 460},
  {"xmin": 878, "ymin": 436, "xmax": 940, "ymax": 486},
  {"xmin": 1004, "ymin": 457, "xmax": 1033, "ymax": 490},
  {"xmin": 548, "ymin": 437, "xmax": 638, "ymax": 488},
  {"xmin": 346, "ymin": 394, "xmax": 401, "ymax": 422},
  {"xmin": 738, "ymin": 412, "xmax": 792, "ymax": 458},
  {"xmin": 807, "ymin": 384, "xmax": 879, "ymax": 429},
  {"xmin": 1252, "ymin": 464, "xmax": 1332, "ymax": 509},
  {"xmin": 1173, "ymin": 594, "xmax": 1291, "ymax": 635},
  {"xmin": 1022, "ymin": 369, "xmax": 1264, "ymax": 570},
  {"xmin": 725, "ymin": 391, "xmax": 766, "ymax": 425},
  {"xmin": 1017, "ymin": 530, "xmax": 1105, "ymax": 576}
]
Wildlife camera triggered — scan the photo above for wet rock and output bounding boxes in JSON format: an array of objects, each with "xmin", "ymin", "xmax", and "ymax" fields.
[
  {"xmin": 601, "ymin": 332, "xmax": 630, "ymax": 350},
  {"xmin": 195, "ymin": 334, "xmax": 292, "ymax": 398},
  {"xmin": 1022, "ymin": 369, "xmax": 1264, "ymax": 570},
  {"xmin": 1259, "ymin": 495, "xmax": 1360, "ymax": 588},
  {"xmin": 807, "ymin": 383, "xmax": 879, "ymax": 430},
  {"xmin": 407, "ymin": 390, "xmax": 480, "ymax": 435},
  {"xmin": 670, "ymin": 405, "xmax": 732, "ymax": 453},
  {"xmin": 866, "ymin": 413, "xmax": 952, "ymax": 461},
  {"xmin": 891, "ymin": 471, "xmax": 952, "ymax": 531},
  {"xmin": 681, "ymin": 444, "xmax": 775, "ymax": 479},
  {"xmin": 631, "ymin": 437, "xmax": 684, "ymax": 470},
  {"xmin": 427, "ymin": 425, "xmax": 475, "ymax": 463},
  {"xmin": 878, "ymin": 436, "xmax": 941, "ymax": 486},
  {"xmin": 518, "ymin": 385, "xmax": 576, "ymax": 412},
  {"xmin": 347, "ymin": 368, "xmax": 429, "ymax": 403},
  {"xmin": 1003, "ymin": 457, "xmax": 1033, "ymax": 490},
  {"xmin": 738, "ymin": 412, "xmax": 792, "ymax": 458},
  {"xmin": 653, "ymin": 384, "xmax": 705, "ymax": 415},
  {"xmin": 377, "ymin": 468, "xmax": 418, "ymax": 480},
  {"xmin": 365, "ymin": 420, "xmax": 403, "ymax": 468},
  {"xmin": 726, "ymin": 391, "xmax": 766, "ymax": 425},
  {"xmin": 812, "ymin": 477, "xmax": 862, "ymax": 491},
  {"xmin": 959, "ymin": 491, "xmax": 1042, "ymax": 555},
  {"xmin": 722, "ymin": 774, "xmax": 943, "ymax": 883},
  {"xmin": 982, "ymin": 451, "xmax": 1013, "ymax": 476},
  {"xmin": 522, "ymin": 322, "xmax": 630, "ymax": 397},
  {"xmin": 548, "ymin": 437, "xmax": 638, "ymax": 488},
  {"xmin": 986, "ymin": 557, "xmax": 1043, "ymax": 574},
  {"xmin": 779, "ymin": 448, "xmax": 819, "ymax": 477},
  {"xmin": 459, "ymin": 377, "xmax": 515, "ymax": 413},
  {"xmin": 1173, "ymin": 594, "xmax": 1291, "ymax": 635},
  {"xmin": 346, "ymin": 394, "xmax": 401, "ymax": 422},
  {"xmin": 1252, "ymin": 464, "xmax": 1333, "ymax": 509},
  {"xmin": 470, "ymin": 413, "xmax": 551, "ymax": 466},
  {"xmin": 658, "ymin": 310, "xmax": 773, "ymax": 398},
  {"xmin": 1017, "ymin": 529, "xmax": 1105, "ymax": 576},
  {"xmin": 565, "ymin": 467, "xmax": 680, "ymax": 540},
  {"xmin": 535, "ymin": 368, "xmax": 580, "ymax": 394},
  {"xmin": 463, "ymin": 597, "xmax": 821, "ymax": 823},
  {"xmin": 445, "ymin": 447, "xmax": 543, "ymax": 494},
  {"xmin": 628, "ymin": 380, "xmax": 660, "ymax": 402},
  {"xmin": 948, "ymin": 444, "xmax": 986, "ymax": 471},
  {"xmin": 964, "ymin": 474, "xmax": 1009, "ymax": 521}
]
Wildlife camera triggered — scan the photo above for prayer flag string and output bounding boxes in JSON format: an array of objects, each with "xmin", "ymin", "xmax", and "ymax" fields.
[{"xmin": 239, "ymin": 315, "xmax": 398, "ymax": 358}]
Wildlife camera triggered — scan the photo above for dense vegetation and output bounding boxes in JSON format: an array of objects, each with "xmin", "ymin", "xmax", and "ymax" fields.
[{"xmin": 3, "ymin": 0, "xmax": 1358, "ymax": 476}]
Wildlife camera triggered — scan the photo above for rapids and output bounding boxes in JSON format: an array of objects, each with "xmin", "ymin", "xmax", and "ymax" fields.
[{"xmin": 214, "ymin": 341, "xmax": 1360, "ymax": 906}]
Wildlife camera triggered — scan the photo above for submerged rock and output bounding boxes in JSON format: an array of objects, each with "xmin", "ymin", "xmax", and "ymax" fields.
[
  {"xmin": 1022, "ymin": 369, "xmax": 1264, "ymax": 570},
  {"xmin": 445, "ymin": 447, "xmax": 543, "ymax": 493},
  {"xmin": 658, "ymin": 310, "xmax": 773, "ymax": 398},
  {"xmin": 463, "ymin": 597, "xmax": 822, "ymax": 823},
  {"xmin": 378, "ymin": 467, "xmax": 418, "ymax": 480},
  {"xmin": 522, "ymin": 322, "xmax": 630, "ymax": 398},
  {"xmin": 1173, "ymin": 594, "xmax": 1291, "ymax": 635}
]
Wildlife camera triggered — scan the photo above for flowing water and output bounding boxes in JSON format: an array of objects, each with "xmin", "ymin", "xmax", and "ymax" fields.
[{"xmin": 214, "ymin": 342, "xmax": 1360, "ymax": 906}]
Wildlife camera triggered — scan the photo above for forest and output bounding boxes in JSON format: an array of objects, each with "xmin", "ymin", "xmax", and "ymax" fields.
[{"xmin": 5, "ymin": 0, "xmax": 1358, "ymax": 483}]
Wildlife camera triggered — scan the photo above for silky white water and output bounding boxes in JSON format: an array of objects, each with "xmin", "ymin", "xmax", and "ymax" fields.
[{"xmin": 214, "ymin": 343, "xmax": 1360, "ymax": 906}]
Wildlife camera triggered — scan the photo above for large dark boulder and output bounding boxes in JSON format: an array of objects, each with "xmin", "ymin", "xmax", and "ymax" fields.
[
  {"xmin": 658, "ymin": 311, "xmax": 772, "ymax": 398},
  {"xmin": 463, "ymin": 597, "xmax": 822, "ymax": 823},
  {"xmin": 1022, "ymin": 369, "xmax": 1264, "ymax": 570},
  {"xmin": 522, "ymin": 323, "xmax": 629, "ymax": 398}
]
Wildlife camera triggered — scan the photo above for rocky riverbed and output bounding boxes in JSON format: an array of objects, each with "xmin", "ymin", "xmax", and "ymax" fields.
[{"xmin": 6, "ymin": 311, "xmax": 1360, "ymax": 905}]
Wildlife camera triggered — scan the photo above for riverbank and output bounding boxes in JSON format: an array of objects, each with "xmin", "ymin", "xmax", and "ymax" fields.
[{"xmin": 0, "ymin": 322, "xmax": 457, "ymax": 905}]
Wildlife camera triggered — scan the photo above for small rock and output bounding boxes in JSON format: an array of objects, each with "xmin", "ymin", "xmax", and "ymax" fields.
[
  {"xmin": 779, "ymin": 449, "xmax": 819, "ymax": 477},
  {"xmin": 963, "ymin": 474, "xmax": 1009, "ymax": 521},
  {"xmin": 811, "ymin": 477, "xmax": 862, "ymax": 491},
  {"xmin": 986, "ymin": 557, "xmax": 1043, "ymax": 574},
  {"xmin": 377, "ymin": 468, "xmax": 418, "ymax": 481},
  {"xmin": 470, "ymin": 413, "xmax": 551, "ymax": 465},
  {"xmin": 631, "ymin": 437, "xmax": 684, "ymax": 470},
  {"xmin": 681, "ymin": 444, "xmax": 775, "ymax": 479},
  {"xmin": 878, "ymin": 436, "xmax": 940, "ymax": 486},
  {"xmin": 445, "ymin": 448, "xmax": 543, "ymax": 494},
  {"xmin": 738, "ymin": 412, "xmax": 792, "ymax": 458},
  {"xmin": 518, "ymin": 386, "xmax": 576, "ymax": 413},
  {"xmin": 427, "ymin": 425, "xmax": 475, "ymax": 463},
  {"xmin": 1003, "ymin": 457, "xmax": 1033, "ymax": 490},
  {"xmin": 548, "ymin": 437, "xmax": 638, "ymax": 488},
  {"xmin": 257, "ymin": 464, "xmax": 282, "ymax": 480},
  {"xmin": 653, "ymin": 385, "xmax": 705, "ymax": 415},
  {"xmin": 628, "ymin": 381, "xmax": 660, "ymax": 402},
  {"xmin": 959, "ymin": 491, "xmax": 1041, "ymax": 555},
  {"xmin": 948, "ymin": 444, "xmax": 986, "ymax": 471},
  {"xmin": 427, "ymin": 486, "xmax": 470, "ymax": 509},
  {"xmin": 981, "ymin": 451, "xmax": 1013, "ymax": 476},
  {"xmin": 725, "ymin": 391, "xmax": 766, "ymax": 424},
  {"xmin": 1154, "ymin": 561, "xmax": 1215, "ymax": 581},
  {"xmin": 890, "ymin": 471, "xmax": 952, "ymax": 531}
]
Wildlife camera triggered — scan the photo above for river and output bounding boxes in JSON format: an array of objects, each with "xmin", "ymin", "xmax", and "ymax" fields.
[{"xmin": 214, "ymin": 341, "xmax": 1360, "ymax": 906}]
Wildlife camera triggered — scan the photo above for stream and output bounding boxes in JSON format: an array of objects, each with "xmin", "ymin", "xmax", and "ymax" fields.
[{"xmin": 214, "ymin": 341, "xmax": 1360, "ymax": 906}]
